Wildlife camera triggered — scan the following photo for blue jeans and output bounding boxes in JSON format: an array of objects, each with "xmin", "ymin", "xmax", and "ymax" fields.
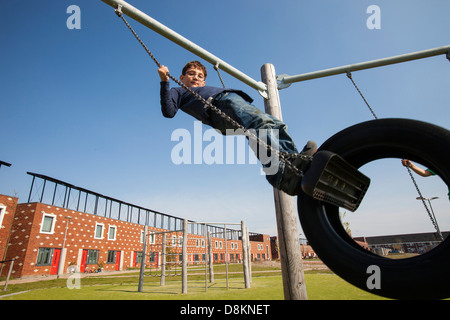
[{"xmin": 209, "ymin": 92, "xmax": 299, "ymax": 190}]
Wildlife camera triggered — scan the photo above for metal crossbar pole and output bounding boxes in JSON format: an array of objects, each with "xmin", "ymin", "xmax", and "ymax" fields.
[
  {"xmin": 100, "ymin": 0, "xmax": 267, "ymax": 96},
  {"xmin": 278, "ymin": 45, "xmax": 450, "ymax": 88},
  {"xmin": 148, "ymin": 229, "xmax": 183, "ymax": 235},
  {"xmin": 191, "ymin": 222, "xmax": 241, "ymax": 225}
]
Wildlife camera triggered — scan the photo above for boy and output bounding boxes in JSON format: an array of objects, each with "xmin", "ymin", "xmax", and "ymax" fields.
[{"xmin": 158, "ymin": 61, "xmax": 316, "ymax": 196}]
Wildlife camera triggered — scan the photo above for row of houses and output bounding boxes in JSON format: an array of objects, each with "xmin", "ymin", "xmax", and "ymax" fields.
[
  {"xmin": 13, "ymin": 167, "xmax": 445, "ymax": 280},
  {"xmin": 0, "ymin": 191, "xmax": 275, "ymax": 279},
  {"xmin": 0, "ymin": 167, "xmax": 331, "ymax": 280},
  {"xmin": 354, "ymin": 232, "xmax": 449, "ymax": 256}
]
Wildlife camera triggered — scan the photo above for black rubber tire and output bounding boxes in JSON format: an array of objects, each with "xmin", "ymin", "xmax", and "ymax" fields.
[{"xmin": 298, "ymin": 118, "xmax": 450, "ymax": 299}]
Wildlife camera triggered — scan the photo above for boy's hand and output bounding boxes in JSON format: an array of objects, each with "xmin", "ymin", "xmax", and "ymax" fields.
[
  {"xmin": 401, "ymin": 159, "xmax": 412, "ymax": 168},
  {"xmin": 158, "ymin": 65, "xmax": 170, "ymax": 82}
]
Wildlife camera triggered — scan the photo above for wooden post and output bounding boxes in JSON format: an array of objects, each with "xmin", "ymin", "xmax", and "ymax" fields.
[
  {"xmin": 241, "ymin": 221, "xmax": 251, "ymax": 288},
  {"xmin": 203, "ymin": 224, "xmax": 208, "ymax": 292},
  {"xmin": 160, "ymin": 233, "xmax": 166, "ymax": 286},
  {"xmin": 247, "ymin": 226, "xmax": 252, "ymax": 283},
  {"xmin": 261, "ymin": 63, "xmax": 307, "ymax": 300},
  {"xmin": 182, "ymin": 219, "xmax": 188, "ymax": 294},
  {"xmin": 138, "ymin": 225, "xmax": 147, "ymax": 292},
  {"xmin": 3, "ymin": 259, "xmax": 14, "ymax": 292},
  {"xmin": 224, "ymin": 226, "xmax": 229, "ymax": 290},
  {"xmin": 208, "ymin": 231, "xmax": 214, "ymax": 283}
]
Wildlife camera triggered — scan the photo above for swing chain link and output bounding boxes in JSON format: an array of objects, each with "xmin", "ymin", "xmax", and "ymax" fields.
[
  {"xmin": 346, "ymin": 71, "xmax": 378, "ymax": 119},
  {"xmin": 114, "ymin": 7, "xmax": 311, "ymax": 178},
  {"xmin": 214, "ymin": 63, "xmax": 226, "ymax": 89},
  {"xmin": 405, "ymin": 167, "xmax": 444, "ymax": 241},
  {"xmin": 347, "ymin": 71, "xmax": 443, "ymax": 239}
]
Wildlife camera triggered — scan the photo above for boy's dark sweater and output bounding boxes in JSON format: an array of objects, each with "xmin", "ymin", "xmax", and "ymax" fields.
[{"xmin": 160, "ymin": 81, "xmax": 253, "ymax": 126}]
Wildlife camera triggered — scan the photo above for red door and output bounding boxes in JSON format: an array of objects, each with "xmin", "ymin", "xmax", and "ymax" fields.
[
  {"xmin": 50, "ymin": 249, "xmax": 61, "ymax": 275},
  {"xmin": 132, "ymin": 251, "xmax": 137, "ymax": 268},
  {"xmin": 115, "ymin": 251, "xmax": 121, "ymax": 271},
  {"xmin": 80, "ymin": 250, "xmax": 88, "ymax": 273}
]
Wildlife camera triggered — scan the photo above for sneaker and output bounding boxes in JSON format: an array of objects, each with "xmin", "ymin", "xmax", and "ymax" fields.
[{"xmin": 279, "ymin": 141, "xmax": 317, "ymax": 196}]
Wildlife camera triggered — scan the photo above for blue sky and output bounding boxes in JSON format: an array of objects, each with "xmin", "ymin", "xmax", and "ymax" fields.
[{"xmin": 1, "ymin": 0, "xmax": 449, "ymax": 238}]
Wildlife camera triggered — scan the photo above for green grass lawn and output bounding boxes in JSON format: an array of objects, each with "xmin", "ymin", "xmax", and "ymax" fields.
[
  {"xmin": 0, "ymin": 265, "xmax": 387, "ymax": 300},
  {"xmin": 5, "ymin": 274, "xmax": 385, "ymax": 300}
]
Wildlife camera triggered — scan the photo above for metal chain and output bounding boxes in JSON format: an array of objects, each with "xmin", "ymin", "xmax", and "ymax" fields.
[
  {"xmin": 346, "ymin": 72, "xmax": 378, "ymax": 119},
  {"xmin": 214, "ymin": 63, "xmax": 226, "ymax": 88},
  {"xmin": 346, "ymin": 71, "xmax": 443, "ymax": 239},
  {"xmin": 114, "ymin": 6, "xmax": 310, "ymax": 177},
  {"xmin": 405, "ymin": 168, "xmax": 443, "ymax": 240}
]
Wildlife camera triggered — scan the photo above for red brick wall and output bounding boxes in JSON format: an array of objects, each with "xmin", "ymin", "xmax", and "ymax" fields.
[
  {"xmin": 3, "ymin": 200, "xmax": 272, "ymax": 278},
  {"xmin": 0, "ymin": 194, "xmax": 18, "ymax": 276},
  {"xmin": 3, "ymin": 202, "xmax": 35, "ymax": 277},
  {"xmin": 6, "ymin": 202, "xmax": 148, "ymax": 277},
  {"xmin": 249, "ymin": 234, "xmax": 272, "ymax": 261}
]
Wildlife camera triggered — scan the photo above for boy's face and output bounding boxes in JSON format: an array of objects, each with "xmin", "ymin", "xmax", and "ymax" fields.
[{"xmin": 180, "ymin": 67, "xmax": 205, "ymax": 87}]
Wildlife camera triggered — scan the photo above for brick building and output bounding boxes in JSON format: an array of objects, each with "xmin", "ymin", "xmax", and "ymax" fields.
[
  {"xmin": 0, "ymin": 194, "xmax": 18, "ymax": 266},
  {"xmin": 269, "ymin": 235, "xmax": 317, "ymax": 260},
  {"xmin": 354, "ymin": 232, "xmax": 449, "ymax": 256},
  {"xmin": 0, "ymin": 172, "xmax": 272, "ymax": 279}
]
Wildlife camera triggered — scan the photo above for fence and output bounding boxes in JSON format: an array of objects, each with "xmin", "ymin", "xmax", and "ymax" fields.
[{"xmin": 138, "ymin": 220, "xmax": 251, "ymax": 294}]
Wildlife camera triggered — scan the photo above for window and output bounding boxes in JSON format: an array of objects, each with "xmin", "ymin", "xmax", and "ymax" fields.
[
  {"xmin": 107, "ymin": 250, "xmax": 118, "ymax": 264},
  {"xmin": 0, "ymin": 205, "xmax": 6, "ymax": 228},
  {"xmin": 36, "ymin": 248, "xmax": 53, "ymax": 266},
  {"xmin": 178, "ymin": 236, "xmax": 183, "ymax": 247},
  {"xmin": 149, "ymin": 234, "xmax": 155, "ymax": 244},
  {"xmin": 135, "ymin": 252, "xmax": 143, "ymax": 264},
  {"xmin": 107, "ymin": 250, "xmax": 115, "ymax": 263},
  {"xmin": 108, "ymin": 226, "xmax": 116, "ymax": 240},
  {"xmin": 215, "ymin": 241, "xmax": 218, "ymax": 249},
  {"xmin": 40, "ymin": 213, "xmax": 56, "ymax": 234},
  {"xmin": 86, "ymin": 250, "xmax": 99, "ymax": 265},
  {"xmin": 172, "ymin": 235, "xmax": 177, "ymax": 246},
  {"xmin": 94, "ymin": 223, "xmax": 104, "ymax": 239}
]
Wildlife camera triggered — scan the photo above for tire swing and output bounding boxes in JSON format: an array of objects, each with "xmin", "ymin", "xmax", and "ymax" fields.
[{"xmin": 298, "ymin": 118, "xmax": 450, "ymax": 299}]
